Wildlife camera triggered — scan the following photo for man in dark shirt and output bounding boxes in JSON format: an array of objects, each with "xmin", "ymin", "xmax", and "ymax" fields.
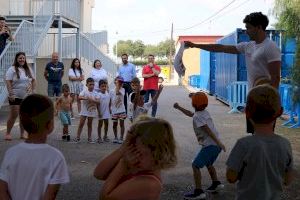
[
  {"xmin": 0, "ymin": 17, "xmax": 13, "ymax": 55},
  {"xmin": 44, "ymin": 52, "xmax": 64, "ymax": 98}
]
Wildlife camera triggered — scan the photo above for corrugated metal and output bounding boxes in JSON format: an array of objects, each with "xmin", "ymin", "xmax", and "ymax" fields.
[
  {"xmin": 199, "ymin": 50, "xmax": 216, "ymax": 94},
  {"xmin": 281, "ymin": 38, "xmax": 296, "ymax": 78},
  {"xmin": 282, "ymin": 38, "xmax": 296, "ymax": 53}
]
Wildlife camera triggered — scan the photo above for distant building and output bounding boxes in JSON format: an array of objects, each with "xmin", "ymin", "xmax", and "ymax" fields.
[{"xmin": 175, "ymin": 35, "xmax": 223, "ymax": 86}]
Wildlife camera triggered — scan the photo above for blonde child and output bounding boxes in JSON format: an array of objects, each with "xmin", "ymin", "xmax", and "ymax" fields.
[
  {"xmin": 74, "ymin": 78, "xmax": 99, "ymax": 143},
  {"xmin": 174, "ymin": 92, "xmax": 225, "ymax": 200},
  {"xmin": 110, "ymin": 76, "xmax": 126, "ymax": 144},
  {"xmin": 97, "ymin": 79, "xmax": 111, "ymax": 143},
  {"xmin": 226, "ymin": 85, "xmax": 294, "ymax": 200},
  {"xmin": 0, "ymin": 94, "xmax": 69, "ymax": 200},
  {"xmin": 56, "ymin": 84, "xmax": 73, "ymax": 141},
  {"xmin": 94, "ymin": 116, "xmax": 177, "ymax": 200}
]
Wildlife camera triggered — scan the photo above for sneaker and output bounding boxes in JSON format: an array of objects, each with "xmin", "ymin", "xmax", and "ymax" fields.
[
  {"xmin": 103, "ymin": 137, "xmax": 110, "ymax": 142},
  {"xmin": 184, "ymin": 189, "xmax": 206, "ymax": 200},
  {"xmin": 206, "ymin": 181, "xmax": 224, "ymax": 192},
  {"xmin": 88, "ymin": 138, "xmax": 95, "ymax": 144},
  {"xmin": 73, "ymin": 138, "xmax": 80, "ymax": 143},
  {"xmin": 66, "ymin": 134, "xmax": 71, "ymax": 142},
  {"xmin": 118, "ymin": 139, "xmax": 123, "ymax": 144},
  {"xmin": 62, "ymin": 135, "xmax": 67, "ymax": 141},
  {"xmin": 97, "ymin": 138, "xmax": 103, "ymax": 143},
  {"xmin": 112, "ymin": 138, "xmax": 119, "ymax": 143}
]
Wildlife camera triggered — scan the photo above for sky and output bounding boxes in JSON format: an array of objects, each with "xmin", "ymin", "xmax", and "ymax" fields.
[{"xmin": 92, "ymin": 0, "xmax": 276, "ymax": 47}]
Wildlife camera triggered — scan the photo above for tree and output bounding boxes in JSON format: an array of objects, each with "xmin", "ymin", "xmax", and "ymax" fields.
[
  {"xmin": 131, "ymin": 40, "xmax": 145, "ymax": 59},
  {"xmin": 113, "ymin": 40, "xmax": 133, "ymax": 57},
  {"xmin": 273, "ymin": 0, "xmax": 300, "ymax": 103},
  {"xmin": 157, "ymin": 38, "xmax": 175, "ymax": 58},
  {"xmin": 144, "ymin": 44, "xmax": 158, "ymax": 57}
]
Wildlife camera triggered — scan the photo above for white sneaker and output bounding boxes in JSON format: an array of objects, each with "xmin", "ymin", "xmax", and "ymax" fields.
[
  {"xmin": 112, "ymin": 138, "xmax": 119, "ymax": 143},
  {"xmin": 88, "ymin": 139, "xmax": 95, "ymax": 144},
  {"xmin": 118, "ymin": 139, "xmax": 123, "ymax": 144}
]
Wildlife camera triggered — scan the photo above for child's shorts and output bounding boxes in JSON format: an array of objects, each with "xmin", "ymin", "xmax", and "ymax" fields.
[
  {"xmin": 59, "ymin": 111, "xmax": 71, "ymax": 125},
  {"xmin": 111, "ymin": 112, "xmax": 127, "ymax": 121},
  {"xmin": 192, "ymin": 145, "xmax": 221, "ymax": 168}
]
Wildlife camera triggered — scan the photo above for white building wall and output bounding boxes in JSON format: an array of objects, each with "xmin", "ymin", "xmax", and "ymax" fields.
[{"xmin": 80, "ymin": 0, "xmax": 95, "ymax": 32}]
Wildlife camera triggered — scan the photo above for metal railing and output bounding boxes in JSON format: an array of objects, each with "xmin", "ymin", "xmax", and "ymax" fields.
[
  {"xmin": 0, "ymin": 0, "xmax": 54, "ymax": 108},
  {"xmin": 0, "ymin": 20, "xmax": 34, "ymax": 107},
  {"xmin": 62, "ymin": 33, "xmax": 118, "ymax": 84},
  {"xmin": 7, "ymin": 0, "xmax": 80, "ymax": 24},
  {"xmin": 7, "ymin": 0, "xmax": 44, "ymax": 15},
  {"xmin": 54, "ymin": 0, "xmax": 80, "ymax": 24},
  {"xmin": 0, "ymin": 0, "xmax": 81, "ymax": 108},
  {"xmin": 33, "ymin": 0, "xmax": 55, "ymax": 55}
]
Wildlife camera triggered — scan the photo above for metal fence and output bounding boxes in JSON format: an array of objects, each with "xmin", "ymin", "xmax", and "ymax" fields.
[
  {"xmin": 54, "ymin": 0, "xmax": 80, "ymax": 23},
  {"xmin": 33, "ymin": 0, "xmax": 55, "ymax": 55},
  {"xmin": 61, "ymin": 33, "xmax": 117, "ymax": 84},
  {"xmin": 7, "ymin": 0, "xmax": 80, "ymax": 24},
  {"xmin": 0, "ymin": 20, "xmax": 34, "ymax": 106}
]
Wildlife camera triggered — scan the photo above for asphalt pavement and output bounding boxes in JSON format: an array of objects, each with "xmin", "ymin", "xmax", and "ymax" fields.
[{"xmin": 0, "ymin": 85, "xmax": 299, "ymax": 200}]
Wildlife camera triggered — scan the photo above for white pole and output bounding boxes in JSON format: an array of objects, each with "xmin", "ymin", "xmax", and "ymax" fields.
[{"xmin": 115, "ymin": 31, "xmax": 118, "ymax": 63}]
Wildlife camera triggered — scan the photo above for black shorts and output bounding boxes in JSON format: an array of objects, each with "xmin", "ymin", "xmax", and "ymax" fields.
[{"xmin": 8, "ymin": 98, "xmax": 23, "ymax": 105}]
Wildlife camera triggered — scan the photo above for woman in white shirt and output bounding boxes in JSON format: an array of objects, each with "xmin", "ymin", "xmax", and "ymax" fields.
[
  {"xmin": 68, "ymin": 58, "xmax": 84, "ymax": 116},
  {"xmin": 89, "ymin": 59, "xmax": 108, "ymax": 92},
  {"xmin": 5, "ymin": 52, "xmax": 35, "ymax": 140}
]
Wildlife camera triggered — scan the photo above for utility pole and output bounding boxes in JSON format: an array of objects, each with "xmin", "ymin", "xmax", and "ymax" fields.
[
  {"xmin": 115, "ymin": 31, "xmax": 118, "ymax": 63},
  {"xmin": 168, "ymin": 23, "xmax": 173, "ymax": 82}
]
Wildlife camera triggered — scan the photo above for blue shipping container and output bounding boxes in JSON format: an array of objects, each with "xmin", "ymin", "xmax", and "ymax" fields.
[
  {"xmin": 214, "ymin": 29, "xmax": 285, "ymax": 103},
  {"xmin": 199, "ymin": 50, "xmax": 216, "ymax": 94}
]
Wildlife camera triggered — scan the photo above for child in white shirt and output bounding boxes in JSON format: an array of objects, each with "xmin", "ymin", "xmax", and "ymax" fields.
[
  {"xmin": 174, "ymin": 92, "xmax": 226, "ymax": 200},
  {"xmin": 129, "ymin": 84, "xmax": 163, "ymax": 122},
  {"xmin": 110, "ymin": 76, "xmax": 126, "ymax": 144},
  {"xmin": 97, "ymin": 79, "xmax": 111, "ymax": 143},
  {"xmin": 0, "ymin": 94, "xmax": 69, "ymax": 200},
  {"xmin": 74, "ymin": 78, "xmax": 99, "ymax": 143}
]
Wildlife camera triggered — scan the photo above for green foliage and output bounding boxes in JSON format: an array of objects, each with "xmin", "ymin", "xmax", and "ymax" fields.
[
  {"xmin": 144, "ymin": 44, "xmax": 159, "ymax": 57},
  {"xmin": 274, "ymin": 0, "xmax": 300, "ymax": 103},
  {"xmin": 132, "ymin": 60, "xmax": 169, "ymax": 66},
  {"xmin": 132, "ymin": 40, "xmax": 145, "ymax": 58},
  {"xmin": 113, "ymin": 38, "xmax": 175, "ymax": 59},
  {"xmin": 113, "ymin": 40, "xmax": 134, "ymax": 57}
]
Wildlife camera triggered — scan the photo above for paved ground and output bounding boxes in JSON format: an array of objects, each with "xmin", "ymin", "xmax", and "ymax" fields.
[{"xmin": 0, "ymin": 85, "xmax": 299, "ymax": 200}]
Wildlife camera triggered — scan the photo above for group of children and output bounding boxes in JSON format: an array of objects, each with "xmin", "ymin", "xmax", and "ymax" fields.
[
  {"xmin": 173, "ymin": 85, "xmax": 294, "ymax": 200},
  {"xmin": 0, "ymin": 83, "xmax": 294, "ymax": 199},
  {"xmin": 55, "ymin": 76, "xmax": 163, "ymax": 144}
]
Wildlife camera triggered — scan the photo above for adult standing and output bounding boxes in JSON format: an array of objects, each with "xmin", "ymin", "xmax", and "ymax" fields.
[
  {"xmin": 117, "ymin": 53, "xmax": 136, "ymax": 113},
  {"xmin": 68, "ymin": 58, "xmax": 84, "ymax": 116},
  {"xmin": 44, "ymin": 52, "xmax": 64, "ymax": 98},
  {"xmin": 5, "ymin": 52, "xmax": 35, "ymax": 140},
  {"xmin": 185, "ymin": 12, "xmax": 281, "ymax": 133},
  {"xmin": 0, "ymin": 16, "xmax": 13, "ymax": 55},
  {"xmin": 89, "ymin": 59, "xmax": 108, "ymax": 92},
  {"xmin": 142, "ymin": 54, "xmax": 161, "ymax": 117}
]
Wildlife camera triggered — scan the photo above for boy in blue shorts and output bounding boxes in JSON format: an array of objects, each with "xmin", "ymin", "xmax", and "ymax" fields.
[
  {"xmin": 56, "ymin": 84, "xmax": 73, "ymax": 141},
  {"xmin": 174, "ymin": 92, "xmax": 226, "ymax": 200},
  {"xmin": 226, "ymin": 85, "xmax": 294, "ymax": 200}
]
